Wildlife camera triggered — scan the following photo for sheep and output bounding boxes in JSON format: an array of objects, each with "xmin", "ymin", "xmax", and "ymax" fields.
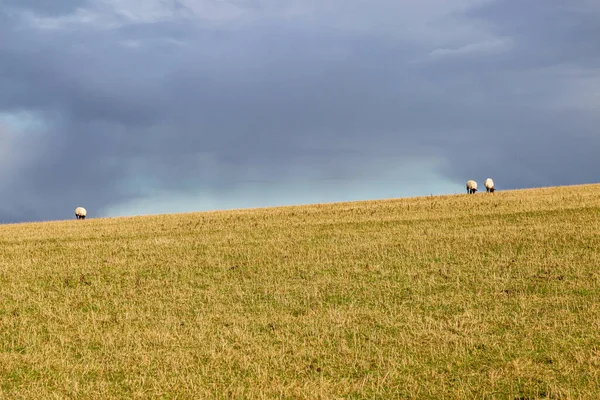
[
  {"xmin": 484, "ymin": 178, "xmax": 495, "ymax": 193},
  {"xmin": 466, "ymin": 180, "xmax": 478, "ymax": 194},
  {"xmin": 75, "ymin": 207, "xmax": 87, "ymax": 220}
]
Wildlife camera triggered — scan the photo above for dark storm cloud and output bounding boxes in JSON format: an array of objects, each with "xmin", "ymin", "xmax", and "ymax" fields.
[
  {"xmin": 467, "ymin": 0, "xmax": 600, "ymax": 69},
  {"xmin": 434, "ymin": 0, "xmax": 600, "ymax": 186},
  {"xmin": 0, "ymin": 0, "xmax": 599, "ymax": 222}
]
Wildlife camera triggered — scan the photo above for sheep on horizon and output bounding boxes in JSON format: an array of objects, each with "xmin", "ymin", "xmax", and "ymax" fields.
[
  {"xmin": 466, "ymin": 180, "xmax": 478, "ymax": 194},
  {"xmin": 75, "ymin": 207, "xmax": 87, "ymax": 220},
  {"xmin": 485, "ymin": 178, "xmax": 495, "ymax": 193}
]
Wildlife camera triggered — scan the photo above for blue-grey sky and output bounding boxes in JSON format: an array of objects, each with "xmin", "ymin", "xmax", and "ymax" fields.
[{"xmin": 1, "ymin": 0, "xmax": 598, "ymax": 222}]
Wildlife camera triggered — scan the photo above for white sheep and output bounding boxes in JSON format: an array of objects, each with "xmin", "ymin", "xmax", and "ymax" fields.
[
  {"xmin": 484, "ymin": 178, "xmax": 495, "ymax": 193},
  {"xmin": 75, "ymin": 207, "xmax": 87, "ymax": 220},
  {"xmin": 466, "ymin": 180, "xmax": 478, "ymax": 194}
]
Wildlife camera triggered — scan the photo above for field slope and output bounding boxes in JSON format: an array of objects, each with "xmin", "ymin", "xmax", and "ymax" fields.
[{"xmin": 1, "ymin": 184, "xmax": 600, "ymax": 399}]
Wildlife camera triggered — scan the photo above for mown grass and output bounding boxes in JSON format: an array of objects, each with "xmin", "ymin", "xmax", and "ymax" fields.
[{"xmin": 0, "ymin": 184, "xmax": 600, "ymax": 399}]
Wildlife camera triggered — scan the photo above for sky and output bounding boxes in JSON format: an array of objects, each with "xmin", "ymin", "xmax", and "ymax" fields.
[{"xmin": 0, "ymin": 0, "xmax": 599, "ymax": 222}]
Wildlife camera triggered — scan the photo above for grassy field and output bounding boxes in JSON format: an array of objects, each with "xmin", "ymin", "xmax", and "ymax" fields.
[{"xmin": 0, "ymin": 184, "xmax": 599, "ymax": 399}]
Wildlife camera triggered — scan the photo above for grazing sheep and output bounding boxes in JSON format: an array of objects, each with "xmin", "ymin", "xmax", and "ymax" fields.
[
  {"xmin": 466, "ymin": 180, "xmax": 478, "ymax": 194},
  {"xmin": 75, "ymin": 207, "xmax": 87, "ymax": 220},
  {"xmin": 484, "ymin": 178, "xmax": 495, "ymax": 193}
]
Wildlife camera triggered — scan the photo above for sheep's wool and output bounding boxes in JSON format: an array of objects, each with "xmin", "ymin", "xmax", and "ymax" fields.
[{"xmin": 466, "ymin": 180, "xmax": 477, "ymax": 190}]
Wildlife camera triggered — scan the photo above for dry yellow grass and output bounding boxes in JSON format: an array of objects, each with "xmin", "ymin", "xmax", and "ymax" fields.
[{"xmin": 1, "ymin": 184, "xmax": 600, "ymax": 399}]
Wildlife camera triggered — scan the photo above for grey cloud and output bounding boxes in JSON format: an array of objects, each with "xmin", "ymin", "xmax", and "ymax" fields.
[
  {"xmin": 1, "ymin": 0, "xmax": 88, "ymax": 16},
  {"xmin": 467, "ymin": 0, "xmax": 600, "ymax": 68},
  {"xmin": 0, "ymin": 0, "xmax": 599, "ymax": 222}
]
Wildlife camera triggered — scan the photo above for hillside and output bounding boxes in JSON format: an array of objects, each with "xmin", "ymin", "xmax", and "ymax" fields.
[{"xmin": 1, "ymin": 184, "xmax": 599, "ymax": 399}]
